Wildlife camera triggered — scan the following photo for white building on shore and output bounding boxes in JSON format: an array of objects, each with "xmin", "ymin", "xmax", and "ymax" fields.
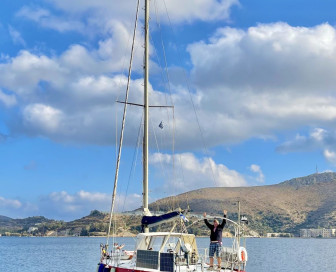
[
  {"xmin": 300, "ymin": 228, "xmax": 336, "ymax": 238},
  {"xmin": 266, "ymin": 233, "xmax": 293, "ymax": 238}
]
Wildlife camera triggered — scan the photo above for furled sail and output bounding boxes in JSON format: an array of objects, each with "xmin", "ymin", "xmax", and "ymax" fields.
[{"xmin": 141, "ymin": 210, "xmax": 185, "ymax": 231}]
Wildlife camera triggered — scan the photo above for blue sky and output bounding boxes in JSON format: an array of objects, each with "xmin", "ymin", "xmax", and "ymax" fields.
[{"xmin": 1, "ymin": 0, "xmax": 336, "ymax": 220}]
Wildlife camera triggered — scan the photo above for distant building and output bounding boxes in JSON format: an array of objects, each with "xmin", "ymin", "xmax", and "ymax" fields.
[
  {"xmin": 27, "ymin": 227, "xmax": 38, "ymax": 233},
  {"xmin": 266, "ymin": 233, "xmax": 292, "ymax": 238},
  {"xmin": 300, "ymin": 228, "xmax": 336, "ymax": 238},
  {"xmin": 300, "ymin": 229, "xmax": 309, "ymax": 238}
]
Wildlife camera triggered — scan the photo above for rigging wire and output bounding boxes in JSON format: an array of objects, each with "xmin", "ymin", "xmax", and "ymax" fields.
[
  {"xmin": 148, "ymin": 32, "xmax": 174, "ymax": 168},
  {"xmin": 121, "ymin": 112, "xmax": 144, "ymax": 212},
  {"xmin": 111, "ymin": 0, "xmax": 142, "ymax": 246},
  {"xmin": 151, "ymin": 0, "xmax": 179, "ymax": 209},
  {"xmin": 150, "ymin": 111, "xmax": 169, "ymax": 182},
  {"xmin": 153, "ymin": 0, "xmax": 175, "ymax": 152},
  {"xmin": 153, "ymin": 0, "xmax": 175, "ymax": 109},
  {"xmin": 106, "ymin": 0, "xmax": 140, "ymax": 246},
  {"xmin": 113, "ymin": 99, "xmax": 118, "ymax": 248},
  {"xmin": 161, "ymin": 0, "xmax": 218, "ymax": 186}
]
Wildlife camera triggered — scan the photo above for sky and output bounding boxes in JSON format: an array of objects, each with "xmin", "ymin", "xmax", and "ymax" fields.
[{"xmin": 1, "ymin": 0, "xmax": 336, "ymax": 221}]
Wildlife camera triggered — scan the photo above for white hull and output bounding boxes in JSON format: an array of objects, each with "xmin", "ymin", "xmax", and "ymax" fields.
[{"xmin": 98, "ymin": 233, "xmax": 247, "ymax": 272}]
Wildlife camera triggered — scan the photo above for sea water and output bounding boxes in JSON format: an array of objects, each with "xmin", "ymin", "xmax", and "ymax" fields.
[{"xmin": 0, "ymin": 236, "xmax": 335, "ymax": 272}]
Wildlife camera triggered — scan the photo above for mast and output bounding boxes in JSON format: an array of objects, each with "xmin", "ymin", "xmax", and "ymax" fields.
[
  {"xmin": 238, "ymin": 201, "xmax": 241, "ymax": 247},
  {"xmin": 143, "ymin": 0, "xmax": 150, "ymax": 231}
]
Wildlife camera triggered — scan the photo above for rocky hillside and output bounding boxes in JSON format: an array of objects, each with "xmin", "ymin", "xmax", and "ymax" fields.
[
  {"xmin": 0, "ymin": 215, "xmax": 55, "ymax": 233},
  {"xmin": 0, "ymin": 210, "xmax": 142, "ymax": 237},
  {"xmin": 149, "ymin": 172, "xmax": 336, "ymax": 234},
  {"xmin": 2, "ymin": 172, "xmax": 336, "ymax": 236}
]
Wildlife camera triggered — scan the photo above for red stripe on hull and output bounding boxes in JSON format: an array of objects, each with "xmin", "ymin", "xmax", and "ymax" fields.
[
  {"xmin": 116, "ymin": 268, "xmax": 148, "ymax": 272},
  {"xmin": 106, "ymin": 267, "xmax": 246, "ymax": 272}
]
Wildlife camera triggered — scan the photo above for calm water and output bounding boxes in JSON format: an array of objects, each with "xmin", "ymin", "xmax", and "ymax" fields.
[{"xmin": 0, "ymin": 236, "xmax": 336, "ymax": 272}]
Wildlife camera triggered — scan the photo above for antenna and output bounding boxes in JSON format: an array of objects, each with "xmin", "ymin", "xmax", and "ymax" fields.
[{"xmin": 238, "ymin": 201, "xmax": 240, "ymax": 247}]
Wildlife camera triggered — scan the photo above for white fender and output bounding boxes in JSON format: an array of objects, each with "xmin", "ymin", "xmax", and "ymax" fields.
[
  {"xmin": 182, "ymin": 243, "xmax": 192, "ymax": 253},
  {"xmin": 238, "ymin": 247, "xmax": 248, "ymax": 263}
]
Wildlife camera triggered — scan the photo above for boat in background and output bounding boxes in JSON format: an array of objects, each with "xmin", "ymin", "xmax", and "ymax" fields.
[{"xmin": 97, "ymin": 0, "xmax": 248, "ymax": 271}]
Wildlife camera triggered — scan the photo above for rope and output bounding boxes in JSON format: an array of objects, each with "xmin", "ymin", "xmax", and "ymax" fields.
[{"xmin": 106, "ymin": 0, "xmax": 140, "ymax": 246}]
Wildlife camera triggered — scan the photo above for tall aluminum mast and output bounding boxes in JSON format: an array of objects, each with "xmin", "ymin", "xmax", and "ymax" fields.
[{"xmin": 143, "ymin": 0, "xmax": 150, "ymax": 232}]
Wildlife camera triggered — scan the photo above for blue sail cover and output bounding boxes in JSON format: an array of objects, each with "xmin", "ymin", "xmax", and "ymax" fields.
[
  {"xmin": 141, "ymin": 211, "xmax": 181, "ymax": 228},
  {"xmin": 97, "ymin": 264, "xmax": 111, "ymax": 272}
]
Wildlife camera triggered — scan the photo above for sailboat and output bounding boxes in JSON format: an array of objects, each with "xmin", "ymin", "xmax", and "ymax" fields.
[{"xmin": 97, "ymin": 1, "xmax": 248, "ymax": 272}]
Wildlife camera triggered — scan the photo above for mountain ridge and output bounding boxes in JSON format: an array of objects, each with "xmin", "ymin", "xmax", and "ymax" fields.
[
  {"xmin": 2, "ymin": 172, "xmax": 336, "ymax": 236},
  {"xmin": 279, "ymin": 172, "xmax": 336, "ymax": 187},
  {"xmin": 149, "ymin": 172, "xmax": 336, "ymax": 234}
]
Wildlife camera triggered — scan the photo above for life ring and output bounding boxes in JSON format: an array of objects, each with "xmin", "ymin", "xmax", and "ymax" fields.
[{"xmin": 238, "ymin": 247, "xmax": 248, "ymax": 263}]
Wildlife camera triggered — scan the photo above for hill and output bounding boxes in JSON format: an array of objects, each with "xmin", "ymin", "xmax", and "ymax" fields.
[
  {"xmin": 2, "ymin": 172, "xmax": 336, "ymax": 236},
  {"xmin": 0, "ymin": 215, "xmax": 12, "ymax": 225},
  {"xmin": 0, "ymin": 215, "xmax": 56, "ymax": 234},
  {"xmin": 0, "ymin": 210, "xmax": 142, "ymax": 237},
  {"xmin": 149, "ymin": 172, "xmax": 336, "ymax": 234}
]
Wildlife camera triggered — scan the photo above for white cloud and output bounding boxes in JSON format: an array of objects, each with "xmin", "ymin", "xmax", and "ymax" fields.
[
  {"xmin": 2, "ymin": 20, "xmax": 336, "ymax": 152},
  {"xmin": 311, "ymin": 128, "xmax": 327, "ymax": 141},
  {"xmin": 324, "ymin": 149, "xmax": 336, "ymax": 164},
  {"xmin": 41, "ymin": 0, "xmax": 239, "ymax": 29},
  {"xmin": 17, "ymin": 6, "xmax": 84, "ymax": 33},
  {"xmin": 17, "ymin": 7, "xmax": 50, "ymax": 22},
  {"xmin": 23, "ymin": 103, "xmax": 63, "ymax": 133},
  {"xmin": 0, "ymin": 196, "xmax": 39, "ymax": 218},
  {"xmin": 0, "ymin": 51, "xmax": 61, "ymax": 97},
  {"xmin": 0, "ymin": 89, "xmax": 16, "ymax": 107},
  {"xmin": 0, "ymin": 26, "xmax": 145, "ymax": 143},
  {"xmin": 8, "ymin": 26, "xmax": 26, "ymax": 46},
  {"xmin": 149, "ymin": 152, "xmax": 247, "ymax": 195},
  {"xmin": 39, "ymin": 190, "xmax": 142, "ymax": 220},
  {"xmin": 249, "ymin": 164, "xmax": 265, "ymax": 183},
  {"xmin": 0, "ymin": 191, "xmax": 140, "ymax": 220},
  {"xmin": 277, "ymin": 128, "xmax": 330, "ymax": 153},
  {"xmin": 189, "ymin": 23, "xmax": 336, "ymax": 92},
  {"xmin": 0, "ymin": 196, "xmax": 22, "ymax": 209},
  {"xmin": 57, "ymin": 22, "xmax": 143, "ymax": 74},
  {"xmin": 150, "ymin": 0, "xmax": 239, "ymax": 24},
  {"xmin": 182, "ymin": 22, "xmax": 336, "ymax": 146},
  {"xmin": 49, "ymin": 191, "xmax": 76, "ymax": 203},
  {"xmin": 277, "ymin": 128, "xmax": 336, "ymax": 166}
]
